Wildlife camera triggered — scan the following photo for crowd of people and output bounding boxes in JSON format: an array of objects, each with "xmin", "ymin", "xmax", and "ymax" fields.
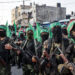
[{"xmin": 0, "ymin": 20, "xmax": 75, "ymax": 75}]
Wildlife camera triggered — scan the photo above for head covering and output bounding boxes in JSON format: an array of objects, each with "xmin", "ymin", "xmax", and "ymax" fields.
[
  {"xmin": 49, "ymin": 22, "xmax": 61, "ymax": 39},
  {"xmin": 67, "ymin": 20, "xmax": 75, "ymax": 43},
  {"xmin": 61, "ymin": 24, "xmax": 67, "ymax": 28},
  {"xmin": 18, "ymin": 31, "xmax": 23, "ymax": 37},
  {"xmin": 26, "ymin": 27, "xmax": 33, "ymax": 32},
  {"xmin": 0, "ymin": 25, "xmax": 6, "ymax": 31},
  {"xmin": 40, "ymin": 29, "xmax": 48, "ymax": 33}
]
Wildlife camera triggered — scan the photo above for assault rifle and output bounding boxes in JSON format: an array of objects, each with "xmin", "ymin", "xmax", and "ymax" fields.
[
  {"xmin": 57, "ymin": 47, "xmax": 75, "ymax": 75},
  {"xmin": 0, "ymin": 56, "xmax": 6, "ymax": 66}
]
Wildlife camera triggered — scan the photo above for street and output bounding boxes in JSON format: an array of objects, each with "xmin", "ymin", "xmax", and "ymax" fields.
[{"xmin": 11, "ymin": 66, "xmax": 23, "ymax": 75}]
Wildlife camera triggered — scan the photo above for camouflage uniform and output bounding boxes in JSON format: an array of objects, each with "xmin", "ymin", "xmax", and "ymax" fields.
[
  {"xmin": 65, "ymin": 21, "xmax": 75, "ymax": 64},
  {"xmin": 0, "ymin": 26, "xmax": 11, "ymax": 75},
  {"xmin": 47, "ymin": 22, "xmax": 69, "ymax": 75},
  {"xmin": 22, "ymin": 28, "xmax": 36, "ymax": 75}
]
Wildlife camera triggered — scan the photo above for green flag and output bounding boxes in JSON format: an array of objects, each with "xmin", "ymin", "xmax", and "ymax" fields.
[
  {"xmin": 36, "ymin": 23, "xmax": 41, "ymax": 42},
  {"xmin": 29, "ymin": 23, "xmax": 34, "ymax": 30},
  {"xmin": 34, "ymin": 30, "xmax": 37, "ymax": 39},
  {"xmin": 6, "ymin": 21, "xmax": 11, "ymax": 37},
  {"xmin": 18, "ymin": 24, "xmax": 21, "ymax": 29},
  {"xmin": 28, "ymin": 23, "xmax": 36, "ymax": 39},
  {"xmin": 13, "ymin": 21, "xmax": 17, "ymax": 35}
]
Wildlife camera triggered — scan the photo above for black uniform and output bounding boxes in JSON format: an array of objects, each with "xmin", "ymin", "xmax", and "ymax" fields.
[{"xmin": 0, "ymin": 37, "xmax": 11, "ymax": 75}]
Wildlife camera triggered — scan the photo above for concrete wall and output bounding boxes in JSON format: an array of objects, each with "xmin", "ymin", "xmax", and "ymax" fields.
[
  {"xmin": 34, "ymin": 4, "xmax": 66, "ymax": 23},
  {"xmin": 11, "ymin": 4, "xmax": 66, "ymax": 25}
]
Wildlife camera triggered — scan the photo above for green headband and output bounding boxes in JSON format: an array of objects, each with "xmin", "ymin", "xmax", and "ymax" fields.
[
  {"xmin": 0, "ymin": 26, "xmax": 6, "ymax": 30},
  {"xmin": 49, "ymin": 22, "xmax": 61, "ymax": 39},
  {"xmin": 61, "ymin": 24, "xmax": 67, "ymax": 28},
  {"xmin": 40, "ymin": 29, "xmax": 48, "ymax": 33},
  {"xmin": 67, "ymin": 20, "xmax": 75, "ymax": 38},
  {"xmin": 19, "ymin": 31, "xmax": 23, "ymax": 37},
  {"xmin": 26, "ymin": 28, "xmax": 33, "ymax": 32},
  {"xmin": 67, "ymin": 20, "xmax": 75, "ymax": 43}
]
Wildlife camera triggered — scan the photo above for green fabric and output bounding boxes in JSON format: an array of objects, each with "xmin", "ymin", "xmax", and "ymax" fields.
[
  {"xmin": 36, "ymin": 23, "xmax": 42, "ymax": 42},
  {"xmin": 67, "ymin": 20, "xmax": 75, "ymax": 43},
  {"xmin": 26, "ymin": 23, "xmax": 41, "ymax": 42},
  {"xmin": 40, "ymin": 29, "xmax": 48, "ymax": 33},
  {"xmin": 28, "ymin": 23, "xmax": 37, "ymax": 39},
  {"xmin": 29, "ymin": 24, "xmax": 33, "ymax": 30},
  {"xmin": 18, "ymin": 24, "xmax": 21, "ymax": 29},
  {"xmin": 13, "ymin": 21, "xmax": 17, "ymax": 35},
  {"xmin": 33, "ymin": 29, "xmax": 37, "ymax": 39},
  {"xmin": 26, "ymin": 24, "xmax": 37, "ymax": 40},
  {"xmin": 6, "ymin": 21, "xmax": 11, "ymax": 38},
  {"xmin": 49, "ymin": 22, "xmax": 61, "ymax": 39},
  {"xmin": 61, "ymin": 24, "xmax": 67, "ymax": 28},
  {"xmin": 18, "ymin": 31, "xmax": 23, "ymax": 37},
  {"xmin": 0, "ymin": 26, "xmax": 6, "ymax": 30},
  {"xmin": 26, "ymin": 27, "xmax": 33, "ymax": 39},
  {"xmin": 67, "ymin": 21, "xmax": 75, "ymax": 38},
  {"xmin": 71, "ymin": 38, "xmax": 75, "ymax": 44},
  {"xmin": 29, "ymin": 24, "xmax": 36, "ymax": 39},
  {"xmin": 26, "ymin": 27, "xmax": 33, "ymax": 32}
]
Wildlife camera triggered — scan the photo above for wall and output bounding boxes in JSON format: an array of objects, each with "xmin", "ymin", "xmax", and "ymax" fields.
[{"xmin": 33, "ymin": 4, "xmax": 66, "ymax": 23}]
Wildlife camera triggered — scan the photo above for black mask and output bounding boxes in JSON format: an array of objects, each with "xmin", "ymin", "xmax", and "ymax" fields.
[
  {"xmin": 41, "ymin": 34, "xmax": 49, "ymax": 43},
  {"xmin": 62, "ymin": 29, "xmax": 67, "ymax": 35},
  {"xmin": 0, "ymin": 31, "xmax": 6, "ymax": 37},
  {"xmin": 70, "ymin": 31, "xmax": 75, "ymax": 40},
  {"xmin": 70, "ymin": 24, "xmax": 75, "ymax": 40},
  {"xmin": 52, "ymin": 26, "xmax": 62, "ymax": 43},
  {"xmin": 20, "ymin": 34, "xmax": 25, "ymax": 40},
  {"xmin": 20, "ymin": 34, "xmax": 24, "ymax": 38},
  {"xmin": 27, "ymin": 31, "xmax": 33, "ymax": 39},
  {"xmin": 12, "ymin": 33, "xmax": 16, "ymax": 37}
]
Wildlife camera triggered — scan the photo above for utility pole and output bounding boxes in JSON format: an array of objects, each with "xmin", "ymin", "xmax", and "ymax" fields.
[
  {"xmin": 23, "ymin": 0, "xmax": 25, "ymax": 5},
  {"xmin": 22, "ymin": 0, "xmax": 25, "ymax": 26},
  {"xmin": 22, "ymin": 0, "xmax": 30, "ymax": 26}
]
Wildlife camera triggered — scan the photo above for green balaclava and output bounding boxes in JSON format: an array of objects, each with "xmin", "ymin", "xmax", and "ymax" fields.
[{"xmin": 26, "ymin": 27, "xmax": 33, "ymax": 33}]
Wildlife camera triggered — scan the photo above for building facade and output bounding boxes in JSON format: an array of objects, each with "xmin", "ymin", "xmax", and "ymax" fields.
[
  {"xmin": 11, "ymin": 3, "xmax": 66, "ymax": 26},
  {"xmin": 11, "ymin": 5, "xmax": 32, "ymax": 26},
  {"xmin": 30, "ymin": 3, "xmax": 66, "ymax": 24}
]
